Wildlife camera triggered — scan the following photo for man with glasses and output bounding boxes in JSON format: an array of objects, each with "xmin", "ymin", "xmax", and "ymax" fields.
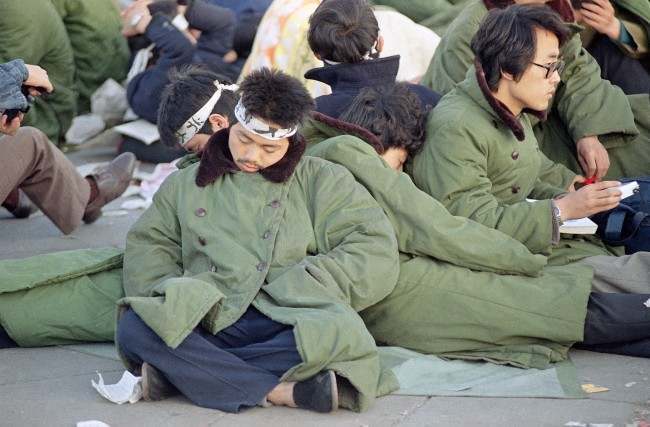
[
  {"xmin": 412, "ymin": 4, "xmax": 650, "ymax": 339},
  {"xmin": 422, "ymin": 0, "xmax": 650, "ymax": 183}
]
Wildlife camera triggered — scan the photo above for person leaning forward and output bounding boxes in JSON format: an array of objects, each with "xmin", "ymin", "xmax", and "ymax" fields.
[
  {"xmin": 413, "ymin": 5, "xmax": 650, "ymax": 354},
  {"xmin": 421, "ymin": 0, "xmax": 650, "ymax": 182},
  {"xmin": 115, "ymin": 68, "xmax": 400, "ymax": 413}
]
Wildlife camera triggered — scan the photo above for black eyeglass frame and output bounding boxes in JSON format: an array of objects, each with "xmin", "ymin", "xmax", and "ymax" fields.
[{"xmin": 531, "ymin": 59, "xmax": 565, "ymax": 79}]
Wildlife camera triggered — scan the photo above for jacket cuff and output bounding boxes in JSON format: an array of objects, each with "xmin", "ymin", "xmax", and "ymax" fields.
[{"xmin": 185, "ymin": 0, "xmax": 234, "ymax": 32}]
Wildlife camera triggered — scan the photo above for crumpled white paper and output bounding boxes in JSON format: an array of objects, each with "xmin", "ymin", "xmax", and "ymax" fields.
[
  {"xmin": 92, "ymin": 371, "xmax": 142, "ymax": 404},
  {"xmin": 644, "ymin": 298, "xmax": 650, "ymax": 308},
  {"xmin": 77, "ymin": 421, "xmax": 111, "ymax": 427}
]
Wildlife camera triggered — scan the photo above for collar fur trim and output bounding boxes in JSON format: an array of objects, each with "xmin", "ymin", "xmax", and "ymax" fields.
[
  {"xmin": 196, "ymin": 128, "xmax": 306, "ymax": 187},
  {"xmin": 310, "ymin": 111, "xmax": 385, "ymax": 154},
  {"xmin": 474, "ymin": 59, "xmax": 547, "ymax": 141},
  {"xmin": 482, "ymin": 0, "xmax": 574, "ymax": 22}
]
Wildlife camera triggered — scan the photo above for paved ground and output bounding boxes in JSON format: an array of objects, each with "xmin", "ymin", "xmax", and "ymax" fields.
[{"xmin": 1, "ymin": 144, "xmax": 649, "ymax": 426}]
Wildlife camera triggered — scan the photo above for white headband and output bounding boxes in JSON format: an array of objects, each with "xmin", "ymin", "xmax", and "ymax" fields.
[
  {"xmin": 234, "ymin": 98, "xmax": 297, "ymax": 141},
  {"xmin": 175, "ymin": 80, "xmax": 239, "ymax": 146}
]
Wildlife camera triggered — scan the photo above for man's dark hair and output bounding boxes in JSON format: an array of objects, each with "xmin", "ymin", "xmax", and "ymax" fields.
[
  {"xmin": 239, "ymin": 68, "xmax": 314, "ymax": 129},
  {"xmin": 340, "ymin": 83, "xmax": 427, "ymax": 156},
  {"xmin": 470, "ymin": 4, "xmax": 570, "ymax": 91},
  {"xmin": 307, "ymin": 0, "xmax": 379, "ymax": 63},
  {"xmin": 158, "ymin": 65, "xmax": 238, "ymax": 148}
]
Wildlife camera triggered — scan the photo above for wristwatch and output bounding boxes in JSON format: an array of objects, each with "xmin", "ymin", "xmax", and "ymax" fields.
[{"xmin": 552, "ymin": 202, "xmax": 564, "ymax": 226}]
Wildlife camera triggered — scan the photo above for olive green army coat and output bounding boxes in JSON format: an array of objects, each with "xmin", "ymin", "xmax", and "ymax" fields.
[
  {"xmin": 304, "ymin": 115, "xmax": 593, "ymax": 369},
  {"xmin": 420, "ymin": 0, "xmax": 650, "ymax": 180},
  {"xmin": 0, "ymin": 0, "xmax": 77, "ymax": 143},
  {"xmin": 50, "ymin": 0, "xmax": 130, "ymax": 113},
  {"xmin": 0, "ymin": 248, "xmax": 124, "ymax": 347},
  {"xmin": 412, "ymin": 64, "xmax": 622, "ymax": 266},
  {"xmin": 120, "ymin": 134, "xmax": 401, "ymax": 412},
  {"xmin": 370, "ymin": 0, "xmax": 472, "ymax": 35}
]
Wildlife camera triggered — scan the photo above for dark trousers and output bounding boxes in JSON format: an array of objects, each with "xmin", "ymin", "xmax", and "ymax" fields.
[
  {"xmin": 117, "ymin": 306, "xmax": 302, "ymax": 413},
  {"xmin": 577, "ymin": 292, "xmax": 650, "ymax": 357},
  {"xmin": 588, "ymin": 35, "xmax": 650, "ymax": 95},
  {"xmin": 0, "ymin": 325, "xmax": 17, "ymax": 348}
]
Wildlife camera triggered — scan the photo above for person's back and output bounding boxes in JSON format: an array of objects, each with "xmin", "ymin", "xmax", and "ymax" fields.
[{"xmin": 304, "ymin": 0, "xmax": 440, "ymax": 118}]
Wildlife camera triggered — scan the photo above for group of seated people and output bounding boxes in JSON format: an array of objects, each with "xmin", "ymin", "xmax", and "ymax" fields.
[{"xmin": 1, "ymin": 0, "xmax": 650, "ymax": 416}]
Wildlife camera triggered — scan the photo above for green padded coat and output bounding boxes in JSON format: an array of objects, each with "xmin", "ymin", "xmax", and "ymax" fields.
[
  {"xmin": 412, "ymin": 65, "xmax": 623, "ymax": 266},
  {"xmin": 119, "ymin": 146, "xmax": 401, "ymax": 411},
  {"xmin": 420, "ymin": 0, "xmax": 650, "ymax": 180},
  {"xmin": 0, "ymin": 0, "xmax": 77, "ymax": 143},
  {"xmin": 304, "ymin": 115, "xmax": 593, "ymax": 369},
  {"xmin": 50, "ymin": 0, "xmax": 130, "ymax": 113}
]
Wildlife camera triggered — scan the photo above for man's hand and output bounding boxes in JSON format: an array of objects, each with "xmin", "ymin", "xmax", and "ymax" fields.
[
  {"xmin": 581, "ymin": 0, "xmax": 620, "ymax": 40},
  {"xmin": 121, "ymin": 0, "xmax": 153, "ymax": 36},
  {"xmin": 554, "ymin": 180, "xmax": 621, "ymax": 220},
  {"xmin": 0, "ymin": 112, "xmax": 23, "ymax": 135},
  {"xmin": 24, "ymin": 64, "xmax": 54, "ymax": 94},
  {"xmin": 576, "ymin": 135, "xmax": 610, "ymax": 180}
]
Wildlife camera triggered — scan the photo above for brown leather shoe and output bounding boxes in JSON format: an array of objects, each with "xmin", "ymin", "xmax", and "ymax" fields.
[
  {"xmin": 5, "ymin": 189, "xmax": 37, "ymax": 219},
  {"xmin": 141, "ymin": 362, "xmax": 178, "ymax": 401},
  {"xmin": 83, "ymin": 152, "xmax": 136, "ymax": 224}
]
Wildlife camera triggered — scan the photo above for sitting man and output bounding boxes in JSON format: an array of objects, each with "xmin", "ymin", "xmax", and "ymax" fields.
[
  {"xmin": 571, "ymin": 0, "xmax": 649, "ymax": 95},
  {"xmin": 413, "ymin": 4, "xmax": 650, "ymax": 327},
  {"xmin": 0, "ymin": 59, "xmax": 136, "ymax": 234},
  {"xmin": 115, "ymin": 68, "xmax": 400, "ymax": 413},
  {"xmin": 421, "ymin": 0, "xmax": 650, "ymax": 181},
  {"xmin": 303, "ymin": 0, "xmax": 440, "ymax": 118},
  {"xmin": 307, "ymin": 83, "xmax": 650, "ymax": 367}
]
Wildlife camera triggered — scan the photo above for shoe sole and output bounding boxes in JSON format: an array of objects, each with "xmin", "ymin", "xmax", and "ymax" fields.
[{"xmin": 327, "ymin": 370, "xmax": 339, "ymax": 412}]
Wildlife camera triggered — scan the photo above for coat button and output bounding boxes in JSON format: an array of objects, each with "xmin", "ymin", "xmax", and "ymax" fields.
[
  {"xmin": 198, "ymin": 236, "xmax": 207, "ymax": 246},
  {"xmin": 263, "ymin": 230, "xmax": 271, "ymax": 240},
  {"xmin": 269, "ymin": 200, "xmax": 281, "ymax": 208},
  {"xmin": 256, "ymin": 262, "xmax": 267, "ymax": 272},
  {"xmin": 195, "ymin": 208, "xmax": 207, "ymax": 217},
  {"xmin": 511, "ymin": 184, "xmax": 521, "ymax": 194},
  {"xmin": 210, "ymin": 264, "xmax": 217, "ymax": 273},
  {"xmin": 511, "ymin": 151, "xmax": 519, "ymax": 160}
]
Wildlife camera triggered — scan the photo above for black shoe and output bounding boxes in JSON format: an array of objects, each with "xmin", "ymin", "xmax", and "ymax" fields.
[
  {"xmin": 3, "ymin": 189, "xmax": 36, "ymax": 219},
  {"xmin": 293, "ymin": 370, "xmax": 338, "ymax": 413},
  {"xmin": 141, "ymin": 362, "xmax": 178, "ymax": 401}
]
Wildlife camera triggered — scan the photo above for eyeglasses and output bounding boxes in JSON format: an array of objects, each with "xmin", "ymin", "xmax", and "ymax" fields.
[{"xmin": 531, "ymin": 59, "xmax": 565, "ymax": 79}]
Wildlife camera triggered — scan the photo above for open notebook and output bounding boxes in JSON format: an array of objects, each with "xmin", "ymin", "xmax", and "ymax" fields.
[{"xmin": 559, "ymin": 217, "xmax": 597, "ymax": 234}]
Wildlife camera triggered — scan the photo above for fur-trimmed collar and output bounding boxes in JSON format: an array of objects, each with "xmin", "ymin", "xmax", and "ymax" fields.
[
  {"xmin": 309, "ymin": 111, "xmax": 385, "ymax": 154},
  {"xmin": 482, "ymin": 0, "xmax": 575, "ymax": 22},
  {"xmin": 195, "ymin": 128, "xmax": 306, "ymax": 187},
  {"xmin": 474, "ymin": 59, "xmax": 546, "ymax": 141}
]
